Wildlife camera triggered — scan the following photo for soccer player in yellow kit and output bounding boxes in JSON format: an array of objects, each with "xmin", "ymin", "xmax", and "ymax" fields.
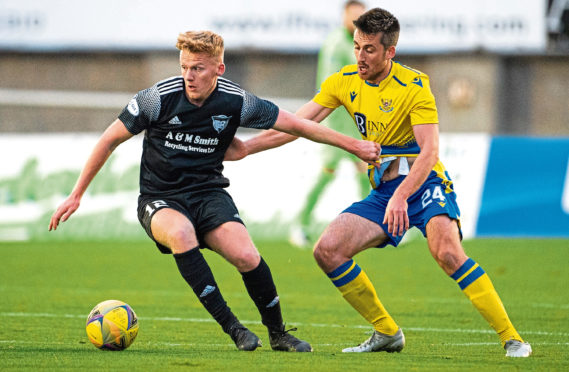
[{"xmin": 226, "ymin": 8, "xmax": 531, "ymax": 357}]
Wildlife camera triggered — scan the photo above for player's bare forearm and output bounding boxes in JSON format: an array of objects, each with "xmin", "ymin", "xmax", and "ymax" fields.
[
  {"xmin": 392, "ymin": 124, "xmax": 439, "ymax": 201},
  {"xmin": 383, "ymin": 124, "xmax": 439, "ymax": 236},
  {"xmin": 243, "ymin": 129, "xmax": 299, "ymax": 156},
  {"xmin": 49, "ymin": 119, "xmax": 133, "ymax": 230},
  {"xmin": 234, "ymin": 101, "xmax": 334, "ymax": 158},
  {"xmin": 273, "ymin": 109, "xmax": 380, "ymax": 163},
  {"xmin": 391, "ymin": 152, "xmax": 437, "ymax": 205},
  {"xmin": 71, "ymin": 120, "xmax": 132, "ymax": 198}
]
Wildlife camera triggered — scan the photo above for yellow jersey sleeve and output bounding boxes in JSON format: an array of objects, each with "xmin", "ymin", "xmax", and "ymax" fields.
[
  {"xmin": 313, "ymin": 70, "xmax": 345, "ymax": 109},
  {"xmin": 408, "ymin": 75, "xmax": 438, "ymax": 126}
]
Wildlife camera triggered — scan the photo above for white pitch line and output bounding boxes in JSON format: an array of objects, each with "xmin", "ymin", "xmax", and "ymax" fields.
[
  {"xmin": 1, "ymin": 311, "xmax": 568, "ymax": 337},
  {"xmin": 450, "ymin": 342, "xmax": 569, "ymax": 346}
]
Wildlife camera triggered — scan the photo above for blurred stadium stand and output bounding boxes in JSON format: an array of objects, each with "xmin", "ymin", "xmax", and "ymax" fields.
[{"xmin": 0, "ymin": 0, "xmax": 567, "ymax": 135}]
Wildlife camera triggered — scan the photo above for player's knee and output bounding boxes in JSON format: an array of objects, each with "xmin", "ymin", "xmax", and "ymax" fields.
[
  {"xmin": 167, "ymin": 228, "xmax": 197, "ymax": 252},
  {"xmin": 431, "ymin": 241, "xmax": 466, "ymax": 274},
  {"xmin": 232, "ymin": 248, "xmax": 261, "ymax": 272},
  {"xmin": 313, "ymin": 237, "xmax": 338, "ymax": 267}
]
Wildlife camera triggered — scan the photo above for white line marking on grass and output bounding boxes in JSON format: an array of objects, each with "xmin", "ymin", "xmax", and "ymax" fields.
[
  {"xmin": 530, "ymin": 303, "xmax": 569, "ymax": 310},
  {"xmin": 406, "ymin": 297, "xmax": 569, "ymax": 310},
  {"xmin": 1, "ymin": 312, "xmax": 568, "ymax": 337},
  {"xmin": 450, "ymin": 342, "xmax": 569, "ymax": 346}
]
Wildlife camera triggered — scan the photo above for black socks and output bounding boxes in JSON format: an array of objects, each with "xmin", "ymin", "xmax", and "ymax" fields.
[
  {"xmin": 174, "ymin": 249, "xmax": 284, "ymax": 334},
  {"xmin": 174, "ymin": 247, "xmax": 237, "ymax": 333},
  {"xmin": 241, "ymin": 257, "xmax": 283, "ymax": 332}
]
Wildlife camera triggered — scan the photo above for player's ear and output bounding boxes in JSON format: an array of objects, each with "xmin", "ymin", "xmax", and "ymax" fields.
[
  {"xmin": 217, "ymin": 62, "xmax": 225, "ymax": 77},
  {"xmin": 386, "ymin": 45, "xmax": 396, "ymax": 60}
]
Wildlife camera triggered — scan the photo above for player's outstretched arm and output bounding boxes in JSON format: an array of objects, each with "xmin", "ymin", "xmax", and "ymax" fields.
[
  {"xmin": 223, "ymin": 129, "xmax": 296, "ymax": 161},
  {"xmin": 48, "ymin": 119, "xmax": 133, "ymax": 231},
  {"xmin": 272, "ymin": 108, "xmax": 380, "ymax": 163},
  {"xmin": 226, "ymin": 100, "xmax": 339, "ymax": 161}
]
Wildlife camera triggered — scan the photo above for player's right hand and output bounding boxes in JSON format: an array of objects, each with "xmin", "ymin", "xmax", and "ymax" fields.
[
  {"xmin": 355, "ymin": 140, "xmax": 381, "ymax": 164},
  {"xmin": 48, "ymin": 195, "xmax": 81, "ymax": 231}
]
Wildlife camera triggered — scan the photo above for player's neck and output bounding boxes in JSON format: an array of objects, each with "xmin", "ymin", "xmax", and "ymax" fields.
[{"xmin": 366, "ymin": 60, "xmax": 392, "ymax": 86}]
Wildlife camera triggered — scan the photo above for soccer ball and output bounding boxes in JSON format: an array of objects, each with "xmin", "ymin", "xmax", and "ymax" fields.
[{"xmin": 85, "ymin": 300, "xmax": 139, "ymax": 351}]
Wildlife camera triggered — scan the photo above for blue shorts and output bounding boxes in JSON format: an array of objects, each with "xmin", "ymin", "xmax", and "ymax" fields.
[{"xmin": 343, "ymin": 172, "xmax": 462, "ymax": 247}]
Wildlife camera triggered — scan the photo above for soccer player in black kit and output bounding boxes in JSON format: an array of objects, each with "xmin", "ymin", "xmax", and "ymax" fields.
[{"xmin": 49, "ymin": 31, "xmax": 381, "ymax": 352}]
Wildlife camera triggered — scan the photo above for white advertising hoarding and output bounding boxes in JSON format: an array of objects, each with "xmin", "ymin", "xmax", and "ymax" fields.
[
  {"xmin": 0, "ymin": 133, "xmax": 487, "ymax": 241},
  {"xmin": 0, "ymin": 0, "xmax": 546, "ymax": 53}
]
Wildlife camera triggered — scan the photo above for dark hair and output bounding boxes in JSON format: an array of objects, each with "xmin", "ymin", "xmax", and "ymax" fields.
[{"xmin": 353, "ymin": 8, "xmax": 400, "ymax": 48}]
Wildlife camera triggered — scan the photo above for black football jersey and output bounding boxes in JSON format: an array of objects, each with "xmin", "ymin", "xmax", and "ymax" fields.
[{"xmin": 118, "ymin": 76, "xmax": 279, "ymax": 195}]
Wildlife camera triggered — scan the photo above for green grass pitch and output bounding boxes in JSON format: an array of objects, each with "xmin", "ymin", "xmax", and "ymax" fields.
[{"xmin": 1, "ymin": 238, "xmax": 568, "ymax": 371}]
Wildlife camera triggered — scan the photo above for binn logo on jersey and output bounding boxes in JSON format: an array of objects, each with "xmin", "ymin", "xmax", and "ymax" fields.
[
  {"xmin": 211, "ymin": 115, "xmax": 231, "ymax": 133},
  {"xmin": 354, "ymin": 112, "xmax": 367, "ymax": 137}
]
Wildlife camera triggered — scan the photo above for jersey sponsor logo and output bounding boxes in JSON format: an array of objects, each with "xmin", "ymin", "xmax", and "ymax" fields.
[
  {"xmin": 354, "ymin": 112, "xmax": 367, "ymax": 137},
  {"xmin": 127, "ymin": 98, "xmax": 140, "ymax": 116},
  {"xmin": 350, "ymin": 91, "xmax": 358, "ymax": 102},
  {"xmin": 412, "ymin": 77, "xmax": 423, "ymax": 87},
  {"xmin": 165, "ymin": 131, "xmax": 219, "ymax": 145},
  {"xmin": 212, "ymin": 115, "xmax": 231, "ymax": 133},
  {"xmin": 163, "ymin": 131, "xmax": 219, "ymax": 153},
  {"xmin": 168, "ymin": 116, "xmax": 182, "ymax": 125},
  {"xmin": 379, "ymin": 98, "xmax": 394, "ymax": 113}
]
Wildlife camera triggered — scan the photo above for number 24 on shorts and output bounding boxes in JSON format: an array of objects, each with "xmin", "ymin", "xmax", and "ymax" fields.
[{"xmin": 421, "ymin": 185, "xmax": 446, "ymax": 208}]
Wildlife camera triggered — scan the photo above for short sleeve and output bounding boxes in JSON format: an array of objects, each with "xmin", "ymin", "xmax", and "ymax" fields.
[
  {"xmin": 409, "ymin": 76, "xmax": 438, "ymax": 126},
  {"xmin": 313, "ymin": 72, "xmax": 343, "ymax": 109},
  {"xmin": 240, "ymin": 91, "xmax": 280, "ymax": 130},
  {"xmin": 118, "ymin": 86, "xmax": 161, "ymax": 134}
]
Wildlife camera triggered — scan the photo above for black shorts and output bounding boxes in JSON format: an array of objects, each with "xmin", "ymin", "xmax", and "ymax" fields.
[{"xmin": 137, "ymin": 188, "xmax": 245, "ymax": 254}]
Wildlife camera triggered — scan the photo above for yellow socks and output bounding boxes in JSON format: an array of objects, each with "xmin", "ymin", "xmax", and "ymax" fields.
[
  {"xmin": 451, "ymin": 258, "xmax": 523, "ymax": 345},
  {"xmin": 327, "ymin": 259, "xmax": 399, "ymax": 335}
]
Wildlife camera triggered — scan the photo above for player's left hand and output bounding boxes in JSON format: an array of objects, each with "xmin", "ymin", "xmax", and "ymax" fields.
[
  {"xmin": 224, "ymin": 137, "xmax": 249, "ymax": 161},
  {"xmin": 383, "ymin": 194, "xmax": 409, "ymax": 236},
  {"xmin": 354, "ymin": 140, "xmax": 381, "ymax": 163}
]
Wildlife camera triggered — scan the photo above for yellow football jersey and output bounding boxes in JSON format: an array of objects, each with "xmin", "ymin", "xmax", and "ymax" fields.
[{"xmin": 314, "ymin": 61, "xmax": 449, "ymax": 189}]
